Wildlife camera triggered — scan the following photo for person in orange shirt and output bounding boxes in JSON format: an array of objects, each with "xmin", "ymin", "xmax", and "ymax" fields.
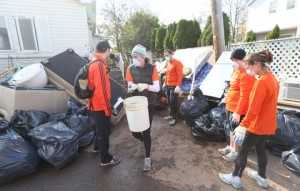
[
  {"xmin": 219, "ymin": 50, "xmax": 280, "ymax": 189},
  {"xmin": 126, "ymin": 44, "xmax": 160, "ymax": 171},
  {"xmin": 163, "ymin": 49, "xmax": 183, "ymax": 125},
  {"xmin": 88, "ymin": 40, "xmax": 120, "ymax": 166},
  {"xmin": 218, "ymin": 49, "xmax": 256, "ymax": 162}
]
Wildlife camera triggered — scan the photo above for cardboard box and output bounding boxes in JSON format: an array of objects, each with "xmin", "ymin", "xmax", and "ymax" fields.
[{"xmin": 0, "ymin": 85, "xmax": 69, "ymax": 121}]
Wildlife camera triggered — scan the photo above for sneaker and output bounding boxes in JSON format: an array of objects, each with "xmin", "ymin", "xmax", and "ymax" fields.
[
  {"xmin": 223, "ymin": 151, "xmax": 238, "ymax": 162},
  {"xmin": 219, "ymin": 173, "xmax": 242, "ymax": 189},
  {"xmin": 143, "ymin": 157, "xmax": 151, "ymax": 171},
  {"xmin": 218, "ymin": 145, "xmax": 231, "ymax": 155},
  {"xmin": 247, "ymin": 170, "xmax": 268, "ymax": 189},
  {"xmin": 169, "ymin": 119, "xmax": 176, "ymax": 125},
  {"xmin": 100, "ymin": 157, "xmax": 120, "ymax": 166},
  {"xmin": 93, "ymin": 145, "xmax": 100, "ymax": 153},
  {"xmin": 164, "ymin": 116, "xmax": 172, "ymax": 121}
]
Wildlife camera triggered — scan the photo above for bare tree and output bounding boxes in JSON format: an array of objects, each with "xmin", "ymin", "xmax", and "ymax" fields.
[
  {"xmin": 98, "ymin": 0, "xmax": 134, "ymax": 52},
  {"xmin": 223, "ymin": 0, "xmax": 247, "ymax": 43}
]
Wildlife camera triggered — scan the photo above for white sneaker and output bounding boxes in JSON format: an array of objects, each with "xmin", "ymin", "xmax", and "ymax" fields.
[
  {"xmin": 223, "ymin": 151, "xmax": 238, "ymax": 162},
  {"xmin": 219, "ymin": 173, "xmax": 242, "ymax": 189},
  {"xmin": 247, "ymin": 170, "xmax": 268, "ymax": 189},
  {"xmin": 218, "ymin": 145, "xmax": 231, "ymax": 155},
  {"xmin": 143, "ymin": 157, "xmax": 151, "ymax": 172}
]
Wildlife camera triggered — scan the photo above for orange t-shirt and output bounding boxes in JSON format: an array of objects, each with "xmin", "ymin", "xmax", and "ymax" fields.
[
  {"xmin": 165, "ymin": 58, "xmax": 183, "ymax": 86},
  {"xmin": 125, "ymin": 65, "xmax": 159, "ymax": 82},
  {"xmin": 240, "ymin": 72, "xmax": 279, "ymax": 135},
  {"xmin": 226, "ymin": 68, "xmax": 256, "ymax": 115},
  {"xmin": 88, "ymin": 54, "xmax": 112, "ymax": 116}
]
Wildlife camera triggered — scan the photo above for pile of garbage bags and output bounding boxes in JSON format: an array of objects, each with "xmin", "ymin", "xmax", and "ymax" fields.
[
  {"xmin": 0, "ymin": 99, "xmax": 95, "ymax": 185},
  {"xmin": 282, "ymin": 143, "xmax": 300, "ymax": 176}
]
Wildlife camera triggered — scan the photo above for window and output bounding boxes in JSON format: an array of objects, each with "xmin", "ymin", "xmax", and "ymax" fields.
[
  {"xmin": 16, "ymin": 16, "xmax": 38, "ymax": 51},
  {"xmin": 0, "ymin": 16, "xmax": 12, "ymax": 50},
  {"xmin": 287, "ymin": 0, "xmax": 296, "ymax": 9},
  {"xmin": 280, "ymin": 34, "xmax": 294, "ymax": 38},
  {"xmin": 269, "ymin": 0, "xmax": 277, "ymax": 13}
]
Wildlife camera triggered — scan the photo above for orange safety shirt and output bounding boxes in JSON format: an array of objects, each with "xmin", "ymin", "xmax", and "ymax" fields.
[
  {"xmin": 88, "ymin": 54, "xmax": 112, "ymax": 116},
  {"xmin": 165, "ymin": 58, "xmax": 183, "ymax": 86},
  {"xmin": 125, "ymin": 65, "xmax": 159, "ymax": 82},
  {"xmin": 240, "ymin": 72, "xmax": 279, "ymax": 135},
  {"xmin": 226, "ymin": 68, "xmax": 256, "ymax": 115}
]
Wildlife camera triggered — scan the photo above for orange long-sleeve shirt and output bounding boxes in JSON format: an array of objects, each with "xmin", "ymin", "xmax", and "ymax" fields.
[
  {"xmin": 226, "ymin": 68, "xmax": 256, "ymax": 115},
  {"xmin": 88, "ymin": 54, "xmax": 112, "ymax": 116},
  {"xmin": 240, "ymin": 72, "xmax": 279, "ymax": 135},
  {"xmin": 165, "ymin": 58, "xmax": 183, "ymax": 86}
]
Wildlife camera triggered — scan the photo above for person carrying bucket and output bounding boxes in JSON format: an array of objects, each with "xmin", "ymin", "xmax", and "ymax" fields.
[{"xmin": 125, "ymin": 44, "xmax": 160, "ymax": 171}]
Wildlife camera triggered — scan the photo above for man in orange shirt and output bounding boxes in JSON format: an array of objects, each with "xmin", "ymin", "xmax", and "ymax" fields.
[
  {"xmin": 126, "ymin": 44, "xmax": 160, "ymax": 171},
  {"xmin": 163, "ymin": 49, "xmax": 183, "ymax": 125},
  {"xmin": 219, "ymin": 50, "xmax": 279, "ymax": 189},
  {"xmin": 218, "ymin": 49, "xmax": 255, "ymax": 162},
  {"xmin": 88, "ymin": 40, "xmax": 120, "ymax": 166}
]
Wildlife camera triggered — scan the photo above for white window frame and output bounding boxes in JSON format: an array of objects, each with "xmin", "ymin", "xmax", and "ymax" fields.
[
  {"xmin": 287, "ymin": 0, "xmax": 296, "ymax": 9},
  {"xmin": 0, "ymin": 15, "xmax": 13, "ymax": 52},
  {"xmin": 269, "ymin": 0, "xmax": 277, "ymax": 13},
  {"xmin": 15, "ymin": 15, "xmax": 38, "ymax": 52}
]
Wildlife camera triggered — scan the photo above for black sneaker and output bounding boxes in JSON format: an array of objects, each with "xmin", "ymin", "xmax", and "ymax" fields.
[
  {"xmin": 100, "ymin": 157, "xmax": 120, "ymax": 166},
  {"xmin": 164, "ymin": 116, "xmax": 172, "ymax": 121},
  {"xmin": 93, "ymin": 144, "xmax": 100, "ymax": 153},
  {"xmin": 169, "ymin": 119, "xmax": 176, "ymax": 125}
]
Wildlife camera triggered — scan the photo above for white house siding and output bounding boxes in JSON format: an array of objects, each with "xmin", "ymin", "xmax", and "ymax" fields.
[
  {"xmin": 247, "ymin": 0, "xmax": 300, "ymax": 40},
  {"xmin": 0, "ymin": 0, "xmax": 90, "ymax": 58}
]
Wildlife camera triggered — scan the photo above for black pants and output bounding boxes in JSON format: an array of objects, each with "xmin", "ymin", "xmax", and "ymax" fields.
[
  {"xmin": 92, "ymin": 110, "xmax": 113, "ymax": 163},
  {"xmin": 165, "ymin": 86, "xmax": 178, "ymax": 120},
  {"xmin": 132, "ymin": 104, "xmax": 155, "ymax": 158},
  {"xmin": 233, "ymin": 131, "xmax": 268, "ymax": 178}
]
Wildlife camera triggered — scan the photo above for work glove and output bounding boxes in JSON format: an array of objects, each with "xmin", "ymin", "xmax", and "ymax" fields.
[
  {"xmin": 128, "ymin": 83, "xmax": 137, "ymax": 93},
  {"xmin": 137, "ymin": 83, "xmax": 149, "ymax": 92},
  {"xmin": 231, "ymin": 113, "xmax": 241, "ymax": 126},
  {"xmin": 174, "ymin": 86, "xmax": 181, "ymax": 94},
  {"xmin": 233, "ymin": 126, "xmax": 246, "ymax": 145}
]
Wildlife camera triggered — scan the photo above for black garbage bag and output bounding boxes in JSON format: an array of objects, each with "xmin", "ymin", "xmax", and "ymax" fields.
[
  {"xmin": 10, "ymin": 110, "xmax": 49, "ymax": 140},
  {"xmin": 191, "ymin": 105, "xmax": 226, "ymax": 142},
  {"xmin": 281, "ymin": 143, "xmax": 300, "ymax": 176},
  {"xmin": 63, "ymin": 114, "xmax": 95, "ymax": 148},
  {"xmin": 28, "ymin": 121, "xmax": 79, "ymax": 169},
  {"xmin": 0, "ymin": 117, "xmax": 9, "ymax": 133},
  {"xmin": 48, "ymin": 113, "xmax": 67, "ymax": 122},
  {"xmin": 66, "ymin": 98, "xmax": 85, "ymax": 116},
  {"xmin": 0, "ymin": 128, "xmax": 38, "ymax": 185},
  {"xmin": 180, "ymin": 88, "xmax": 210, "ymax": 127},
  {"xmin": 267, "ymin": 110, "xmax": 300, "ymax": 156}
]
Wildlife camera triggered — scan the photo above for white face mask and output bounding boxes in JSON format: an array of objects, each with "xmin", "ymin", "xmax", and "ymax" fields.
[
  {"xmin": 165, "ymin": 57, "xmax": 170, "ymax": 61},
  {"xmin": 232, "ymin": 62, "xmax": 239, "ymax": 69},
  {"xmin": 132, "ymin": 58, "xmax": 141, "ymax": 67},
  {"xmin": 246, "ymin": 69, "xmax": 256, "ymax": 76}
]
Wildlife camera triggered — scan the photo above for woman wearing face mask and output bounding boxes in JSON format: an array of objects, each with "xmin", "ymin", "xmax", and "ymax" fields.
[
  {"xmin": 125, "ymin": 44, "xmax": 160, "ymax": 172},
  {"xmin": 218, "ymin": 49, "xmax": 256, "ymax": 162},
  {"xmin": 219, "ymin": 50, "xmax": 279, "ymax": 189}
]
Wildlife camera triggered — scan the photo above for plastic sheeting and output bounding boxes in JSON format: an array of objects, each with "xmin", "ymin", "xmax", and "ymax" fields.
[
  {"xmin": 0, "ymin": 128, "xmax": 38, "ymax": 185},
  {"xmin": 28, "ymin": 121, "xmax": 78, "ymax": 169}
]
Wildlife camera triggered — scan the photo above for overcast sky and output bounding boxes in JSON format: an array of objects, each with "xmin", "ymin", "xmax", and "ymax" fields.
[{"xmin": 97, "ymin": 0, "xmax": 211, "ymax": 25}]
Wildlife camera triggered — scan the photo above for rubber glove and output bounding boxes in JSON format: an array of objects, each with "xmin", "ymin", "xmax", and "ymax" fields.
[
  {"xmin": 128, "ymin": 83, "xmax": 137, "ymax": 93},
  {"xmin": 174, "ymin": 86, "xmax": 181, "ymax": 94},
  {"xmin": 137, "ymin": 83, "xmax": 149, "ymax": 92},
  {"xmin": 231, "ymin": 113, "xmax": 241, "ymax": 125},
  {"xmin": 233, "ymin": 126, "xmax": 246, "ymax": 145}
]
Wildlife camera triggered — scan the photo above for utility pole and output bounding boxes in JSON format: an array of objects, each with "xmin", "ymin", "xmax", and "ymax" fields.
[{"xmin": 211, "ymin": 0, "xmax": 225, "ymax": 62}]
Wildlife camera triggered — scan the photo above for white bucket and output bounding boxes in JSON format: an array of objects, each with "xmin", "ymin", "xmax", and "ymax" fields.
[
  {"xmin": 11, "ymin": 63, "xmax": 48, "ymax": 88},
  {"xmin": 124, "ymin": 96, "xmax": 150, "ymax": 132}
]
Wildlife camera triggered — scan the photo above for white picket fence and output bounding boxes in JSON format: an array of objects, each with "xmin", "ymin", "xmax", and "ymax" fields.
[{"xmin": 227, "ymin": 37, "xmax": 300, "ymax": 80}]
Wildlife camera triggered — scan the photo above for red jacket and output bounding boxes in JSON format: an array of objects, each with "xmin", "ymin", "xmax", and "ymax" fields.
[{"xmin": 88, "ymin": 54, "xmax": 112, "ymax": 116}]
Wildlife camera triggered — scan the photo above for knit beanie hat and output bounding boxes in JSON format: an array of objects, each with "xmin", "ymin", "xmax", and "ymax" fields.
[
  {"xmin": 131, "ymin": 44, "xmax": 147, "ymax": 58},
  {"xmin": 230, "ymin": 48, "xmax": 246, "ymax": 60}
]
